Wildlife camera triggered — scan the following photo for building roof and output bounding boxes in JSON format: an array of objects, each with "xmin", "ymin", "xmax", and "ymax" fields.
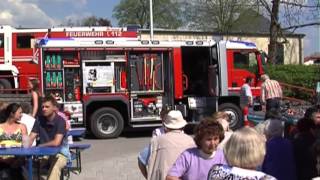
[{"xmin": 304, "ymin": 53, "xmax": 320, "ymax": 62}]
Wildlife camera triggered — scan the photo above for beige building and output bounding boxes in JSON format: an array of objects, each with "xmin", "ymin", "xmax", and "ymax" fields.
[{"xmin": 140, "ymin": 29, "xmax": 305, "ymax": 64}]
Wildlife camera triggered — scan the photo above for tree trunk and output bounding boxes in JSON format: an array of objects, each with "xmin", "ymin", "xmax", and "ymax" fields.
[{"xmin": 269, "ymin": 0, "xmax": 280, "ymax": 64}]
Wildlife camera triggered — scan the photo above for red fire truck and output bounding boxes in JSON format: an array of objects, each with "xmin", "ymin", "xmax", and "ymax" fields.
[
  {"xmin": 36, "ymin": 36, "xmax": 265, "ymax": 138},
  {"xmin": 0, "ymin": 25, "xmax": 265, "ymax": 138}
]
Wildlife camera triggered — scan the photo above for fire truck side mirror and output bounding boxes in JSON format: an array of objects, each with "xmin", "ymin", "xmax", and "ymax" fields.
[
  {"xmin": 208, "ymin": 65, "xmax": 217, "ymax": 96},
  {"xmin": 260, "ymin": 50, "xmax": 268, "ymax": 65}
]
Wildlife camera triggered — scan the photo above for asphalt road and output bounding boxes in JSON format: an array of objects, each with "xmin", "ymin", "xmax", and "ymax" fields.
[{"xmin": 69, "ymin": 129, "xmax": 153, "ymax": 180}]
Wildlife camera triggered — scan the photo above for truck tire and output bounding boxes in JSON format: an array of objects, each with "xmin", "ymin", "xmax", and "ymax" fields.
[
  {"xmin": 90, "ymin": 107, "xmax": 124, "ymax": 139},
  {"xmin": 218, "ymin": 103, "xmax": 243, "ymax": 130},
  {"xmin": 0, "ymin": 79, "xmax": 12, "ymax": 93}
]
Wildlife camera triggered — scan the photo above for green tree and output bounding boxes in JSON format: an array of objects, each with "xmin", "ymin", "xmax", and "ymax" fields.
[
  {"xmin": 82, "ymin": 16, "xmax": 111, "ymax": 26},
  {"xmin": 113, "ymin": 0, "xmax": 183, "ymax": 29},
  {"xmin": 258, "ymin": 0, "xmax": 320, "ymax": 64},
  {"xmin": 183, "ymin": 0, "xmax": 259, "ymax": 32},
  {"xmin": 63, "ymin": 16, "xmax": 111, "ymax": 27},
  {"xmin": 185, "ymin": 0, "xmax": 320, "ymax": 64}
]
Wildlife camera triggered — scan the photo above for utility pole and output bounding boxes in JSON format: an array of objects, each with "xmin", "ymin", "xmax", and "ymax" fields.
[{"xmin": 150, "ymin": 0, "xmax": 154, "ymax": 40}]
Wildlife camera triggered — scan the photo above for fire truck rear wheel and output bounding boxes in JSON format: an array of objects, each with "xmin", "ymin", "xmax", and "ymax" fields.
[
  {"xmin": 90, "ymin": 107, "xmax": 124, "ymax": 139},
  {"xmin": 0, "ymin": 79, "xmax": 12, "ymax": 93},
  {"xmin": 218, "ymin": 103, "xmax": 243, "ymax": 130}
]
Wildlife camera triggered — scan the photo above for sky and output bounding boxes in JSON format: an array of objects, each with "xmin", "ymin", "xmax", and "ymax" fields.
[{"xmin": 0, "ymin": 0, "xmax": 319, "ymax": 56}]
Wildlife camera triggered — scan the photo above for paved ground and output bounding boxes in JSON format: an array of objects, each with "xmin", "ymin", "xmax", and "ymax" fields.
[{"xmin": 69, "ymin": 129, "xmax": 153, "ymax": 180}]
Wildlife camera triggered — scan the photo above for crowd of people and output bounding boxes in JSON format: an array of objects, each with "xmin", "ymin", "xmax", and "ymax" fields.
[
  {"xmin": 138, "ymin": 75, "xmax": 320, "ymax": 180},
  {"xmin": 0, "ymin": 73, "xmax": 318, "ymax": 180},
  {"xmin": 0, "ymin": 78, "xmax": 71, "ymax": 180},
  {"xmin": 138, "ymin": 105, "xmax": 320, "ymax": 180}
]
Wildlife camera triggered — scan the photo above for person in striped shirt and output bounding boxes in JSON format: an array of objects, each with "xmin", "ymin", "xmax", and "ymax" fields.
[{"xmin": 260, "ymin": 74, "xmax": 283, "ymax": 114}]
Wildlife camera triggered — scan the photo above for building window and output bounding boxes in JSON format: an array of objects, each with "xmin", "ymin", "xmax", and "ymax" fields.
[{"xmin": 17, "ymin": 34, "xmax": 34, "ymax": 48}]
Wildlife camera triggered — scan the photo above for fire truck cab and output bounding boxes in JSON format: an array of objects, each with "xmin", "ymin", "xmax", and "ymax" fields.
[
  {"xmin": 37, "ymin": 37, "xmax": 265, "ymax": 138},
  {"xmin": 0, "ymin": 25, "xmax": 35, "ymax": 91}
]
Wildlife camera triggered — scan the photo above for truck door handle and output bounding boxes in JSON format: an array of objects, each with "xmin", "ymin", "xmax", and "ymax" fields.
[{"xmin": 182, "ymin": 74, "xmax": 188, "ymax": 90}]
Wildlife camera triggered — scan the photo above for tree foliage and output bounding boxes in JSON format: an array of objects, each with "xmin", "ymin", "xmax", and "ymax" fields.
[
  {"xmin": 82, "ymin": 16, "xmax": 111, "ymax": 26},
  {"xmin": 258, "ymin": 0, "xmax": 320, "ymax": 64},
  {"xmin": 112, "ymin": 0, "xmax": 183, "ymax": 29},
  {"xmin": 111, "ymin": 0, "xmax": 319, "ymax": 64},
  {"xmin": 185, "ymin": 0, "xmax": 320, "ymax": 64},
  {"xmin": 183, "ymin": 0, "xmax": 259, "ymax": 32},
  {"xmin": 64, "ymin": 16, "xmax": 111, "ymax": 26},
  {"xmin": 266, "ymin": 64, "xmax": 320, "ymax": 100}
]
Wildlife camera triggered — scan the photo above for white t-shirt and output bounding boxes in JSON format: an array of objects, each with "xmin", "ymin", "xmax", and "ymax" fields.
[
  {"xmin": 19, "ymin": 113, "xmax": 36, "ymax": 146},
  {"xmin": 240, "ymin": 83, "xmax": 253, "ymax": 106},
  {"xmin": 241, "ymin": 83, "xmax": 252, "ymax": 97}
]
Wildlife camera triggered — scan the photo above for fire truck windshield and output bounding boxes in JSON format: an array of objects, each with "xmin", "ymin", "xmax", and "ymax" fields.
[{"xmin": 233, "ymin": 51, "xmax": 259, "ymax": 75}]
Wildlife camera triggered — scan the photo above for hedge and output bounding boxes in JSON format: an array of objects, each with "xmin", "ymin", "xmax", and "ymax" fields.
[{"xmin": 265, "ymin": 65, "xmax": 320, "ymax": 101}]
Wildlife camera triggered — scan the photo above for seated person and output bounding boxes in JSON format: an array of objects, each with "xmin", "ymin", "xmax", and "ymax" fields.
[
  {"xmin": 29, "ymin": 96, "xmax": 70, "ymax": 180},
  {"xmin": 0, "ymin": 103, "xmax": 28, "ymax": 180},
  {"xmin": 19, "ymin": 102, "xmax": 36, "ymax": 146}
]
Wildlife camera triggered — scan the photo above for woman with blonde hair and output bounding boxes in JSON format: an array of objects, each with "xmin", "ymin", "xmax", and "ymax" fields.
[
  {"xmin": 208, "ymin": 127, "xmax": 276, "ymax": 179},
  {"xmin": 212, "ymin": 111, "xmax": 230, "ymax": 131}
]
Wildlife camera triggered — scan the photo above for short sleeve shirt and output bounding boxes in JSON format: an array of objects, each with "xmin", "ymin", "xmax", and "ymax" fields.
[
  {"xmin": 168, "ymin": 148, "xmax": 227, "ymax": 180},
  {"xmin": 31, "ymin": 114, "xmax": 66, "ymax": 144},
  {"xmin": 240, "ymin": 83, "xmax": 252, "ymax": 106},
  {"xmin": 241, "ymin": 84, "xmax": 252, "ymax": 97}
]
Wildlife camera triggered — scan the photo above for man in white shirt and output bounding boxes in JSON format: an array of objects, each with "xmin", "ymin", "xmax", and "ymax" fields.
[
  {"xmin": 240, "ymin": 77, "xmax": 253, "ymax": 107},
  {"xmin": 19, "ymin": 103, "xmax": 36, "ymax": 146},
  {"xmin": 240, "ymin": 77, "xmax": 253, "ymax": 125}
]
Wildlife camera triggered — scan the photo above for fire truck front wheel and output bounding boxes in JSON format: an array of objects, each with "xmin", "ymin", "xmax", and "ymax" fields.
[
  {"xmin": 218, "ymin": 103, "xmax": 243, "ymax": 130},
  {"xmin": 90, "ymin": 107, "xmax": 124, "ymax": 139}
]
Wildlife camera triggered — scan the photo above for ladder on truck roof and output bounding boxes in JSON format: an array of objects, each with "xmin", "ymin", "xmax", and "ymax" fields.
[{"xmin": 38, "ymin": 38, "xmax": 217, "ymax": 48}]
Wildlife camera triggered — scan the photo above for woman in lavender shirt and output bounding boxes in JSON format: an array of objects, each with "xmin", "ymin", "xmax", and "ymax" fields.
[{"xmin": 166, "ymin": 118, "xmax": 227, "ymax": 180}]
